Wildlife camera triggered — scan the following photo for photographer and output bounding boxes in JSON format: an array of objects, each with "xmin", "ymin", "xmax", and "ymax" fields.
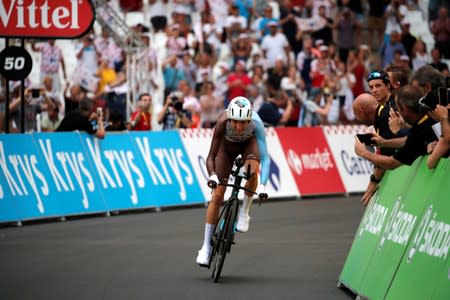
[
  {"xmin": 56, "ymin": 97, "xmax": 105, "ymax": 139},
  {"xmin": 157, "ymin": 91, "xmax": 192, "ymax": 130}
]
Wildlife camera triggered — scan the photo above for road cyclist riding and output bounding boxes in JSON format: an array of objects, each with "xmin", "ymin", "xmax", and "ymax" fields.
[{"xmin": 196, "ymin": 96, "xmax": 270, "ymax": 278}]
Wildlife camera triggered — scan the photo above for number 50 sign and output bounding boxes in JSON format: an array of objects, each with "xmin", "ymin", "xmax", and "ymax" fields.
[{"xmin": 0, "ymin": 46, "xmax": 33, "ymax": 81}]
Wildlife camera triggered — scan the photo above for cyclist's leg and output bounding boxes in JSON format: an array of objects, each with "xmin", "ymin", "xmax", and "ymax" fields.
[
  {"xmin": 237, "ymin": 137, "xmax": 260, "ymax": 232},
  {"xmin": 197, "ymin": 143, "xmax": 236, "ymax": 265}
]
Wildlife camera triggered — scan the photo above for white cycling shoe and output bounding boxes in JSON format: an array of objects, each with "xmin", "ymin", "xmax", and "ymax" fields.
[
  {"xmin": 236, "ymin": 213, "xmax": 251, "ymax": 233},
  {"xmin": 196, "ymin": 246, "xmax": 211, "ymax": 267}
]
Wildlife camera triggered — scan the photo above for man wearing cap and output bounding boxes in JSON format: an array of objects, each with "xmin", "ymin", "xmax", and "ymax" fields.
[
  {"xmin": 261, "ymin": 21, "xmax": 291, "ymax": 69},
  {"xmin": 356, "ymin": 70, "xmax": 409, "ymax": 205}
]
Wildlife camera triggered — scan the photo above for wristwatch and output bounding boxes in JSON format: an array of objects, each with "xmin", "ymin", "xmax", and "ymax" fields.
[{"xmin": 370, "ymin": 173, "xmax": 381, "ymax": 183}]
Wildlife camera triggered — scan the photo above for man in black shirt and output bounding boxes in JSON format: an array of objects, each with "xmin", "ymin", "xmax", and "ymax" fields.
[
  {"xmin": 355, "ymin": 85, "xmax": 438, "ymax": 170},
  {"xmin": 258, "ymin": 90, "xmax": 293, "ymax": 127},
  {"xmin": 57, "ymin": 97, "xmax": 105, "ymax": 139}
]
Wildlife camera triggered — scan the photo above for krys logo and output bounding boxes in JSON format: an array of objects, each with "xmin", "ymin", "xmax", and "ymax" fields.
[
  {"xmin": 0, "ymin": 0, "xmax": 95, "ymax": 38},
  {"xmin": 286, "ymin": 148, "xmax": 333, "ymax": 175}
]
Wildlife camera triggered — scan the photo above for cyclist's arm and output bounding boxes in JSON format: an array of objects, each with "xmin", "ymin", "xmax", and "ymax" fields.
[
  {"xmin": 206, "ymin": 112, "xmax": 227, "ymax": 176},
  {"xmin": 253, "ymin": 112, "xmax": 270, "ymax": 185}
]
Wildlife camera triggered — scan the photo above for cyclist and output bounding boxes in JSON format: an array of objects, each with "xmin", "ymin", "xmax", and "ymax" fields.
[{"xmin": 196, "ymin": 96, "xmax": 270, "ymax": 266}]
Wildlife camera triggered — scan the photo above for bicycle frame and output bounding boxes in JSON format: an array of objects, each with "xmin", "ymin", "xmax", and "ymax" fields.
[{"xmin": 209, "ymin": 156, "xmax": 254, "ymax": 282}]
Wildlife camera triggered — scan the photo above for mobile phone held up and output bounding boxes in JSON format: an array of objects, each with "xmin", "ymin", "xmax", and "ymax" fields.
[{"xmin": 357, "ymin": 133, "xmax": 375, "ymax": 145}]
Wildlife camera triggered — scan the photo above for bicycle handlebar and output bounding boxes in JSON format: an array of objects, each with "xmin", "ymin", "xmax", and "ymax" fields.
[{"xmin": 217, "ymin": 183, "xmax": 268, "ymax": 205}]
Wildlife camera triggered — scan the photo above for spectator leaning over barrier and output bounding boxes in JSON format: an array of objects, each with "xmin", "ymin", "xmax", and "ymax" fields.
[
  {"xmin": 354, "ymin": 85, "xmax": 438, "ymax": 178},
  {"xmin": 352, "ymin": 93, "xmax": 393, "ymax": 206},
  {"xmin": 56, "ymin": 97, "xmax": 105, "ymax": 139},
  {"xmin": 426, "ymin": 103, "xmax": 450, "ymax": 169},
  {"xmin": 257, "ymin": 90, "xmax": 294, "ymax": 127},
  {"xmin": 355, "ymin": 70, "xmax": 408, "ymax": 205},
  {"xmin": 129, "ymin": 93, "xmax": 152, "ymax": 131}
]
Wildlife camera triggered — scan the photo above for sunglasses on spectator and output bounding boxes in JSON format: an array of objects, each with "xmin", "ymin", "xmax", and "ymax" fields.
[{"xmin": 367, "ymin": 71, "xmax": 390, "ymax": 83}]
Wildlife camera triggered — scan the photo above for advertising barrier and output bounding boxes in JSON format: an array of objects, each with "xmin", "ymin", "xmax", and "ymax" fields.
[
  {"xmin": 384, "ymin": 159, "xmax": 450, "ymax": 300},
  {"xmin": 276, "ymin": 127, "xmax": 346, "ymax": 196},
  {"xmin": 323, "ymin": 125, "xmax": 373, "ymax": 193},
  {"xmin": 338, "ymin": 161, "xmax": 420, "ymax": 293},
  {"xmin": 0, "ymin": 131, "xmax": 204, "ymax": 222},
  {"xmin": 339, "ymin": 158, "xmax": 450, "ymax": 299}
]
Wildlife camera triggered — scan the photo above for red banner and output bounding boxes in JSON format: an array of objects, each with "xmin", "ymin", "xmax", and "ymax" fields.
[
  {"xmin": 276, "ymin": 127, "xmax": 346, "ymax": 196},
  {"xmin": 0, "ymin": 0, "xmax": 95, "ymax": 38}
]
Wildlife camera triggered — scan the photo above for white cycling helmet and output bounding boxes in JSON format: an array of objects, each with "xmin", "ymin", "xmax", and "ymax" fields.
[{"xmin": 227, "ymin": 96, "xmax": 253, "ymax": 121}]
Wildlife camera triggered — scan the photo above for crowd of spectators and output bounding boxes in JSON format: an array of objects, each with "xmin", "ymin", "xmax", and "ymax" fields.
[{"xmin": 0, "ymin": 0, "xmax": 449, "ymax": 136}]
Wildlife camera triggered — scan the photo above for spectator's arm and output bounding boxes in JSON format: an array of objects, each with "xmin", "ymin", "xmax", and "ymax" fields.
[
  {"xmin": 39, "ymin": 90, "xmax": 56, "ymax": 112},
  {"xmin": 157, "ymin": 97, "xmax": 172, "ymax": 124},
  {"xmin": 426, "ymin": 138, "xmax": 449, "ymax": 169},
  {"xmin": 278, "ymin": 98, "xmax": 293, "ymax": 125},
  {"xmin": 178, "ymin": 112, "xmax": 192, "ymax": 128},
  {"xmin": 95, "ymin": 112, "xmax": 105, "ymax": 139}
]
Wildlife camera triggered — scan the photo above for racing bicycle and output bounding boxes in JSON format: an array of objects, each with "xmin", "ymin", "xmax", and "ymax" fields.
[{"xmin": 207, "ymin": 156, "xmax": 268, "ymax": 282}]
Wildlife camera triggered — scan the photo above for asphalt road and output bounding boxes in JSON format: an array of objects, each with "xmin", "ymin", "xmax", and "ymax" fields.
[{"xmin": 0, "ymin": 195, "xmax": 365, "ymax": 300}]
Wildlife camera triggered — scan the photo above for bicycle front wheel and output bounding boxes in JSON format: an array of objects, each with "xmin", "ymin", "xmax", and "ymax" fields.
[{"xmin": 211, "ymin": 203, "xmax": 233, "ymax": 282}]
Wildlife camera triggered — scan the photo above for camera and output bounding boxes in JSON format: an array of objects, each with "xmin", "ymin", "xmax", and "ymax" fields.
[
  {"xmin": 169, "ymin": 91, "xmax": 184, "ymax": 110},
  {"xmin": 171, "ymin": 99, "xmax": 183, "ymax": 111},
  {"xmin": 31, "ymin": 88, "xmax": 40, "ymax": 98}
]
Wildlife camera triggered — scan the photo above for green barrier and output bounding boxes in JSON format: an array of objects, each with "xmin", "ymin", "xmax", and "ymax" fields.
[
  {"xmin": 338, "ymin": 159, "xmax": 421, "ymax": 293},
  {"xmin": 385, "ymin": 159, "xmax": 450, "ymax": 300},
  {"xmin": 358, "ymin": 158, "xmax": 445, "ymax": 299},
  {"xmin": 339, "ymin": 157, "xmax": 450, "ymax": 299}
]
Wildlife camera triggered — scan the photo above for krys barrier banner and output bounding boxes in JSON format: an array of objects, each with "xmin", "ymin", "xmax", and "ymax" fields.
[
  {"xmin": 384, "ymin": 159, "xmax": 450, "ymax": 300},
  {"xmin": 125, "ymin": 131, "xmax": 204, "ymax": 207},
  {"xmin": 322, "ymin": 125, "xmax": 373, "ymax": 193},
  {"xmin": 338, "ymin": 159, "xmax": 422, "ymax": 294},
  {"xmin": 33, "ymin": 133, "xmax": 108, "ymax": 216},
  {"xmin": 179, "ymin": 128, "xmax": 300, "ymax": 201},
  {"xmin": 276, "ymin": 127, "xmax": 345, "ymax": 196}
]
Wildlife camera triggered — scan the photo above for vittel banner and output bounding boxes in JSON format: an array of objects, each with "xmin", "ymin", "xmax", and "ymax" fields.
[
  {"xmin": 0, "ymin": 0, "xmax": 95, "ymax": 38},
  {"xmin": 323, "ymin": 125, "xmax": 373, "ymax": 193},
  {"xmin": 276, "ymin": 127, "xmax": 345, "ymax": 196}
]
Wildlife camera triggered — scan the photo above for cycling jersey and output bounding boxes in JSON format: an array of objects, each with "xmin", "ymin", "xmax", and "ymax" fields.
[{"xmin": 206, "ymin": 111, "xmax": 270, "ymax": 186}]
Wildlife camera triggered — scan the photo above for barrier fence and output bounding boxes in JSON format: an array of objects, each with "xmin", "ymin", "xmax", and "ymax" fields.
[
  {"xmin": 2, "ymin": 126, "xmax": 449, "ymax": 298},
  {"xmin": 339, "ymin": 157, "xmax": 450, "ymax": 300},
  {"xmin": 1, "ymin": 125, "xmax": 372, "ymax": 223}
]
